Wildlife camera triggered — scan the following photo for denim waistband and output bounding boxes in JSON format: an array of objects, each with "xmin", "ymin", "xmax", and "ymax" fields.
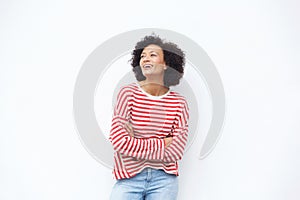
[{"xmin": 139, "ymin": 167, "xmax": 163, "ymax": 174}]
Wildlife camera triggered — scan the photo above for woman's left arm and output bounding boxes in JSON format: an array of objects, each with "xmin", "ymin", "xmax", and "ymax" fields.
[{"xmin": 163, "ymin": 98, "xmax": 189, "ymax": 163}]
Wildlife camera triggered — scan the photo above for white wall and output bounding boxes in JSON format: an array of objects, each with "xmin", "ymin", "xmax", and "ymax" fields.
[{"xmin": 1, "ymin": 0, "xmax": 299, "ymax": 199}]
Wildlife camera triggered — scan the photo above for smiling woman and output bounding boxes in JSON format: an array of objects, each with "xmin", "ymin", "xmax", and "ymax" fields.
[
  {"xmin": 131, "ymin": 35, "xmax": 185, "ymax": 87},
  {"xmin": 138, "ymin": 44, "xmax": 169, "ymax": 96},
  {"xmin": 109, "ymin": 34, "xmax": 189, "ymax": 200},
  {"xmin": 140, "ymin": 44, "xmax": 166, "ymax": 74}
]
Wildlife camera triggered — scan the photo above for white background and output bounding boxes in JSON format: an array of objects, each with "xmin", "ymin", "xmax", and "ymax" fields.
[{"xmin": 1, "ymin": 0, "xmax": 300, "ymax": 199}]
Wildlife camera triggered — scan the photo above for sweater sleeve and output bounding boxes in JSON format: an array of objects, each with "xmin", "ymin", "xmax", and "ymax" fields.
[
  {"xmin": 163, "ymin": 98, "xmax": 189, "ymax": 163},
  {"xmin": 109, "ymin": 86, "xmax": 166, "ymax": 160}
]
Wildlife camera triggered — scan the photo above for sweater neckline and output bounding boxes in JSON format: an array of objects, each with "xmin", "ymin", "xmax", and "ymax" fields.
[{"xmin": 135, "ymin": 82, "xmax": 171, "ymax": 99}]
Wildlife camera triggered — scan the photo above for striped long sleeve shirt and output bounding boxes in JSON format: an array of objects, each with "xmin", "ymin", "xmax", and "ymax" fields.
[{"xmin": 109, "ymin": 82, "xmax": 189, "ymax": 180}]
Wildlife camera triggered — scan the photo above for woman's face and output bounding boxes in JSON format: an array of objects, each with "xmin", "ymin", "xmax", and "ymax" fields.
[{"xmin": 139, "ymin": 44, "xmax": 166, "ymax": 79}]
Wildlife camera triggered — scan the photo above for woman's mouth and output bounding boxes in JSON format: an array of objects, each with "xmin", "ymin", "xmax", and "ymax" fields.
[{"xmin": 143, "ymin": 64, "xmax": 153, "ymax": 69}]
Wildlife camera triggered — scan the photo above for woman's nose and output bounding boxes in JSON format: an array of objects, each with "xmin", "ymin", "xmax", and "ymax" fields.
[{"xmin": 141, "ymin": 57, "xmax": 150, "ymax": 63}]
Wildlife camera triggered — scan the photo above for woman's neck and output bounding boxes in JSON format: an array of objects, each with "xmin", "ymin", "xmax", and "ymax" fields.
[{"xmin": 139, "ymin": 80, "xmax": 169, "ymax": 96}]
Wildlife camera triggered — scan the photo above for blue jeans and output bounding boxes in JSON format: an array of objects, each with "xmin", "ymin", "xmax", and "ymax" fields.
[{"xmin": 110, "ymin": 168, "xmax": 178, "ymax": 200}]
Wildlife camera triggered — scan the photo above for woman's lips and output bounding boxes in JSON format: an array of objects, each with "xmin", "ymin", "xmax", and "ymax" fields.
[{"xmin": 143, "ymin": 64, "xmax": 153, "ymax": 69}]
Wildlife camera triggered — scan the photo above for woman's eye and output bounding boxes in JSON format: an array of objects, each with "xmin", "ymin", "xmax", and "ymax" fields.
[{"xmin": 151, "ymin": 54, "xmax": 156, "ymax": 57}]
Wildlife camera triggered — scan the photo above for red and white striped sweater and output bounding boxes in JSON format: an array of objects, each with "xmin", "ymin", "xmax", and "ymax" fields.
[{"xmin": 109, "ymin": 82, "xmax": 189, "ymax": 180}]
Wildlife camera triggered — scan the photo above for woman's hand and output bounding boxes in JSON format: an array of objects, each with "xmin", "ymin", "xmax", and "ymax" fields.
[
  {"xmin": 124, "ymin": 122, "xmax": 134, "ymax": 137},
  {"xmin": 164, "ymin": 137, "xmax": 173, "ymax": 148}
]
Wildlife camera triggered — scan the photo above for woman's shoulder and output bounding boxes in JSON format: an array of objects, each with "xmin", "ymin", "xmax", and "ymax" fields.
[
  {"xmin": 169, "ymin": 90, "xmax": 187, "ymax": 100},
  {"xmin": 117, "ymin": 82, "xmax": 138, "ymax": 94},
  {"xmin": 168, "ymin": 90, "xmax": 189, "ymax": 108}
]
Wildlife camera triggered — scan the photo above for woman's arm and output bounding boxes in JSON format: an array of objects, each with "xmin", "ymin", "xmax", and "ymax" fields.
[
  {"xmin": 124, "ymin": 122, "xmax": 173, "ymax": 148},
  {"xmin": 109, "ymin": 86, "xmax": 166, "ymax": 160},
  {"xmin": 162, "ymin": 98, "xmax": 189, "ymax": 163},
  {"xmin": 121, "ymin": 96, "xmax": 189, "ymax": 163}
]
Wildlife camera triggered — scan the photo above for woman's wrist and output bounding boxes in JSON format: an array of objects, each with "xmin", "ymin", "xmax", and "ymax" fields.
[{"xmin": 164, "ymin": 137, "xmax": 173, "ymax": 147}]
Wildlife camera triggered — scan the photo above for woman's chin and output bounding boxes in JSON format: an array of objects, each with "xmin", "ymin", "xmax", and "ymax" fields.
[
  {"xmin": 142, "ymin": 72, "xmax": 153, "ymax": 77},
  {"xmin": 142, "ymin": 72, "xmax": 161, "ymax": 77}
]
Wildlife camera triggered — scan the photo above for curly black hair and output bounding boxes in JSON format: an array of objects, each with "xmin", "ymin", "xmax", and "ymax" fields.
[{"xmin": 130, "ymin": 34, "xmax": 185, "ymax": 87}]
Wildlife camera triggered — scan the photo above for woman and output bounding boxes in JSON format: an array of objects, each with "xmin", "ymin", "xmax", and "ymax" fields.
[{"xmin": 109, "ymin": 34, "xmax": 189, "ymax": 200}]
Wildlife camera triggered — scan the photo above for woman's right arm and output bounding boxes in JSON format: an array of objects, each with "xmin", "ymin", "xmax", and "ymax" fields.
[{"xmin": 109, "ymin": 86, "xmax": 166, "ymax": 160}]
